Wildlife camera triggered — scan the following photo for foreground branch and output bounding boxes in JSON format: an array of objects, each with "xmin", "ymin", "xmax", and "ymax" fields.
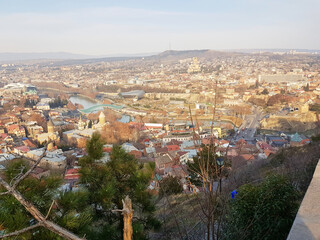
[
  {"xmin": 0, "ymin": 223, "xmax": 41, "ymax": 239},
  {"xmin": 12, "ymin": 146, "xmax": 48, "ymax": 189},
  {"xmin": 0, "ymin": 153, "xmax": 84, "ymax": 240},
  {"xmin": 0, "ymin": 191, "xmax": 10, "ymax": 196}
]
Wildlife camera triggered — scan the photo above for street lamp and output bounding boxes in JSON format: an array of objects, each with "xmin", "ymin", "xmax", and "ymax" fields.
[{"xmin": 216, "ymin": 157, "xmax": 224, "ymax": 193}]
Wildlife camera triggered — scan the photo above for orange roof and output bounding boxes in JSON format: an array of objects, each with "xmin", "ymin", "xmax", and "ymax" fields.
[
  {"xmin": 237, "ymin": 139, "xmax": 247, "ymax": 145},
  {"xmin": 64, "ymin": 174, "xmax": 80, "ymax": 180},
  {"xmin": 15, "ymin": 146, "xmax": 30, "ymax": 152},
  {"xmin": 65, "ymin": 168, "xmax": 81, "ymax": 180},
  {"xmin": 220, "ymin": 140, "xmax": 230, "ymax": 145},
  {"xmin": 23, "ymin": 139, "xmax": 37, "ymax": 148},
  {"xmin": 240, "ymin": 154, "xmax": 254, "ymax": 161},
  {"xmin": 103, "ymin": 147, "xmax": 112, "ymax": 153},
  {"xmin": 7, "ymin": 124, "xmax": 19, "ymax": 131},
  {"xmin": 0, "ymin": 133, "xmax": 8, "ymax": 139},
  {"xmin": 264, "ymin": 149, "xmax": 275, "ymax": 157},
  {"xmin": 66, "ymin": 168, "xmax": 80, "ymax": 175}
]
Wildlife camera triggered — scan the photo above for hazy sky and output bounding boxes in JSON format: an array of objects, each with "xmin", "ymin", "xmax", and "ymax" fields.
[{"xmin": 0, "ymin": 0, "xmax": 319, "ymax": 55}]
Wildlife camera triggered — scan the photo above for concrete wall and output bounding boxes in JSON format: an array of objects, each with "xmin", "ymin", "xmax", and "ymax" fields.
[{"xmin": 287, "ymin": 160, "xmax": 320, "ymax": 240}]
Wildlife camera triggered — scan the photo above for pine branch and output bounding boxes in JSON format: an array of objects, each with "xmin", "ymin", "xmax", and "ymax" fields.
[
  {"xmin": 0, "ymin": 191, "xmax": 10, "ymax": 196},
  {"xmin": 0, "ymin": 176, "xmax": 84, "ymax": 240},
  {"xmin": 0, "ymin": 148, "xmax": 85, "ymax": 240},
  {"xmin": 9, "ymin": 165, "xmax": 25, "ymax": 186},
  {"xmin": 0, "ymin": 223, "xmax": 41, "ymax": 239},
  {"xmin": 45, "ymin": 200, "xmax": 56, "ymax": 219},
  {"xmin": 12, "ymin": 145, "xmax": 48, "ymax": 189}
]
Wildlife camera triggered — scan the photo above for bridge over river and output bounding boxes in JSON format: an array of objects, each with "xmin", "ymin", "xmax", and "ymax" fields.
[{"xmin": 80, "ymin": 104, "xmax": 124, "ymax": 114}]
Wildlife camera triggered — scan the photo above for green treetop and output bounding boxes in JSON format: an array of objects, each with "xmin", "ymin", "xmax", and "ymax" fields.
[{"xmin": 79, "ymin": 133, "xmax": 160, "ymax": 239}]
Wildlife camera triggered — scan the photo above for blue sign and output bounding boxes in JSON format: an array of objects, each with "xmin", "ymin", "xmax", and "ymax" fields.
[{"xmin": 231, "ymin": 190, "xmax": 238, "ymax": 200}]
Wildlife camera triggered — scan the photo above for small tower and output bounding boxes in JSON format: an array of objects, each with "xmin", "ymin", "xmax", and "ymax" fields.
[
  {"xmin": 78, "ymin": 116, "xmax": 86, "ymax": 130},
  {"xmin": 47, "ymin": 119, "xmax": 54, "ymax": 134},
  {"xmin": 99, "ymin": 112, "xmax": 106, "ymax": 125},
  {"xmin": 47, "ymin": 142, "xmax": 54, "ymax": 151},
  {"xmin": 300, "ymin": 103, "xmax": 309, "ymax": 113}
]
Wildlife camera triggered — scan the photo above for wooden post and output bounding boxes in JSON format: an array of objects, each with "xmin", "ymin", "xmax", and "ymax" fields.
[{"xmin": 122, "ymin": 196, "xmax": 133, "ymax": 240}]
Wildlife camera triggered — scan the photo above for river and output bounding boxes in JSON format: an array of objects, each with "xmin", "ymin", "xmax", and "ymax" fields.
[
  {"xmin": 69, "ymin": 95, "xmax": 134, "ymax": 123},
  {"xmin": 69, "ymin": 95, "xmax": 99, "ymax": 109}
]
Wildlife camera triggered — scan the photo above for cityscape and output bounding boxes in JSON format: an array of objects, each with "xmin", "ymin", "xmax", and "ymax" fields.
[{"xmin": 0, "ymin": 1, "xmax": 320, "ymax": 240}]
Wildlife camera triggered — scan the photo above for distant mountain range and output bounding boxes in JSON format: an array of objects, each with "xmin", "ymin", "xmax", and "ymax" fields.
[
  {"xmin": 0, "ymin": 52, "xmax": 91, "ymax": 61},
  {"xmin": 225, "ymin": 49, "xmax": 320, "ymax": 53},
  {"xmin": 146, "ymin": 49, "xmax": 240, "ymax": 62},
  {"xmin": 0, "ymin": 49, "xmax": 318, "ymax": 63},
  {"xmin": 0, "ymin": 52, "xmax": 158, "ymax": 62}
]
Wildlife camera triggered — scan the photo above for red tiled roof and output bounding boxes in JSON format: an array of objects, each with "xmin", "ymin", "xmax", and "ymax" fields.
[
  {"xmin": 301, "ymin": 139, "xmax": 311, "ymax": 144},
  {"xmin": 240, "ymin": 154, "xmax": 255, "ymax": 161},
  {"xmin": 103, "ymin": 147, "xmax": 112, "ymax": 153},
  {"xmin": 64, "ymin": 168, "xmax": 81, "ymax": 180},
  {"xmin": 237, "ymin": 139, "xmax": 247, "ymax": 145},
  {"xmin": 167, "ymin": 145, "xmax": 180, "ymax": 151},
  {"xmin": 23, "ymin": 139, "xmax": 37, "ymax": 148},
  {"xmin": 177, "ymin": 151, "xmax": 188, "ymax": 156},
  {"xmin": 171, "ymin": 130, "xmax": 186, "ymax": 133},
  {"xmin": 202, "ymin": 138, "xmax": 211, "ymax": 145},
  {"xmin": 15, "ymin": 146, "xmax": 30, "ymax": 152},
  {"xmin": 130, "ymin": 150, "xmax": 142, "ymax": 158},
  {"xmin": 264, "ymin": 149, "xmax": 275, "ymax": 157},
  {"xmin": 66, "ymin": 168, "xmax": 80, "ymax": 175},
  {"xmin": 7, "ymin": 124, "xmax": 19, "ymax": 131},
  {"xmin": 155, "ymin": 147, "xmax": 168, "ymax": 153},
  {"xmin": 220, "ymin": 140, "xmax": 230, "ymax": 145},
  {"xmin": 0, "ymin": 133, "xmax": 8, "ymax": 139},
  {"xmin": 64, "ymin": 174, "xmax": 80, "ymax": 180}
]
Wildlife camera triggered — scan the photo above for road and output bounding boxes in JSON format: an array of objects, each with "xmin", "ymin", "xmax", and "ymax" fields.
[{"xmin": 234, "ymin": 106, "xmax": 264, "ymax": 141}]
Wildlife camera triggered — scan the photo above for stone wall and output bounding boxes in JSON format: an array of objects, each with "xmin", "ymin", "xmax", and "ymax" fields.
[
  {"xmin": 260, "ymin": 112, "xmax": 318, "ymax": 132},
  {"xmin": 287, "ymin": 160, "xmax": 320, "ymax": 240}
]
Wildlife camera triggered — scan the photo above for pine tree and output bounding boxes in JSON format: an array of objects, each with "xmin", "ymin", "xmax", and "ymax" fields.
[
  {"xmin": 0, "ymin": 135, "xmax": 160, "ymax": 240},
  {"xmin": 0, "ymin": 160, "xmax": 88, "ymax": 239},
  {"xmin": 79, "ymin": 133, "xmax": 160, "ymax": 239}
]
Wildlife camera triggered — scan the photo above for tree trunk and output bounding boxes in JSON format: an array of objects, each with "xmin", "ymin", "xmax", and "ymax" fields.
[{"xmin": 122, "ymin": 196, "xmax": 133, "ymax": 240}]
